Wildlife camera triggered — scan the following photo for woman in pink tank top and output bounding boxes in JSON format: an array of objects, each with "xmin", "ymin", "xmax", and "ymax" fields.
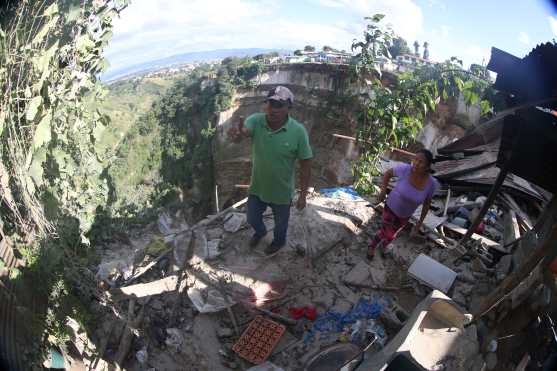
[{"xmin": 368, "ymin": 149, "xmax": 439, "ymax": 259}]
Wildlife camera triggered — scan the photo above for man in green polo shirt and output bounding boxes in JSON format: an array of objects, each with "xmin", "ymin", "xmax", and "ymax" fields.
[{"xmin": 228, "ymin": 86, "xmax": 313, "ymax": 255}]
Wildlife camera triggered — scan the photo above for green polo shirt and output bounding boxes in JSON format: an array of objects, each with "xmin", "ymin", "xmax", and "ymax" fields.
[{"xmin": 244, "ymin": 113, "xmax": 313, "ymax": 205}]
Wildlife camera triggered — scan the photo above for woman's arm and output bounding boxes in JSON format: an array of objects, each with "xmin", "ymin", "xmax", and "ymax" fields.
[
  {"xmin": 377, "ymin": 168, "xmax": 394, "ymax": 203},
  {"xmin": 412, "ymin": 196, "xmax": 432, "ymax": 235}
]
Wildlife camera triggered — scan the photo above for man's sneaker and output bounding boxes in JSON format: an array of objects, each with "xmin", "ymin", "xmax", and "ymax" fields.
[
  {"xmin": 249, "ymin": 234, "xmax": 263, "ymax": 248},
  {"xmin": 264, "ymin": 241, "xmax": 285, "ymax": 256}
]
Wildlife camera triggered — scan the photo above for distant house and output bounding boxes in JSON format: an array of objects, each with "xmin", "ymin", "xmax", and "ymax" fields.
[
  {"xmin": 281, "ymin": 50, "xmax": 352, "ymax": 65},
  {"xmin": 395, "ymin": 54, "xmax": 437, "ymax": 72}
]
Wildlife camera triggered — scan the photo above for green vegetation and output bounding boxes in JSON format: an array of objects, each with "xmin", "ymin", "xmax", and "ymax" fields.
[
  {"xmin": 351, "ymin": 14, "xmax": 495, "ymax": 194},
  {"xmin": 0, "ymin": 0, "xmax": 127, "ymax": 364},
  {"xmin": 95, "ymin": 76, "xmax": 176, "ymax": 158},
  {"xmin": 105, "ymin": 56, "xmax": 262, "ymax": 219}
]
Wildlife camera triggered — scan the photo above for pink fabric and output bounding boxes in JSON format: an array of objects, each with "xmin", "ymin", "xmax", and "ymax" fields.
[{"xmin": 369, "ymin": 206, "xmax": 409, "ymax": 252}]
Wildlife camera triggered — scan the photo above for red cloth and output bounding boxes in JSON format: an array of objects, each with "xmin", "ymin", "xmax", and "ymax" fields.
[
  {"xmin": 369, "ymin": 206, "xmax": 409, "ymax": 252},
  {"xmin": 288, "ymin": 306, "xmax": 317, "ymax": 321}
]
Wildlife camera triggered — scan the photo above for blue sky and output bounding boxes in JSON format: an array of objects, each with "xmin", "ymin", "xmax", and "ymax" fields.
[{"xmin": 104, "ymin": 0, "xmax": 557, "ymax": 73}]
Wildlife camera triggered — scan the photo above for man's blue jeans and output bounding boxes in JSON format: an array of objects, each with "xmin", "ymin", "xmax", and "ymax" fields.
[{"xmin": 247, "ymin": 194, "xmax": 291, "ymax": 246}]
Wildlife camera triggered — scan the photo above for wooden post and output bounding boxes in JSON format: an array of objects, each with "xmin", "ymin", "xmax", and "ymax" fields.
[
  {"xmin": 461, "ymin": 165, "xmax": 509, "ymax": 244},
  {"xmin": 214, "ymin": 184, "xmax": 220, "ymax": 213},
  {"xmin": 474, "ymin": 222, "xmax": 557, "ymax": 318}
]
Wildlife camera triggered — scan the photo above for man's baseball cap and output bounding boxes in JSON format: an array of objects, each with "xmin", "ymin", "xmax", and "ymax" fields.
[{"xmin": 266, "ymin": 86, "xmax": 294, "ymax": 104}]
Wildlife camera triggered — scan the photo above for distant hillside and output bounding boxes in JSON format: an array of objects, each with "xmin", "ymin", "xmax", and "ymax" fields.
[{"xmin": 102, "ymin": 48, "xmax": 288, "ymax": 81}]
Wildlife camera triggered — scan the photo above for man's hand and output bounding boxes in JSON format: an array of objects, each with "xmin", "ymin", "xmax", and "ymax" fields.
[
  {"xmin": 296, "ymin": 192, "xmax": 307, "ymax": 210},
  {"xmin": 227, "ymin": 115, "xmax": 245, "ymax": 142}
]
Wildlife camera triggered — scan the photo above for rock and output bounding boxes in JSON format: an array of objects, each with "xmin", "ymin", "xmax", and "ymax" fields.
[
  {"xmin": 145, "ymin": 235, "xmax": 168, "ymax": 257},
  {"xmin": 136, "ymin": 347, "xmax": 148, "ymax": 364},
  {"xmin": 150, "ymin": 299, "xmax": 163, "ymax": 311},
  {"xmin": 223, "ymin": 212, "xmax": 246, "ymax": 233},
  {"xmin": 458, "ymin": 270, "xmax": 475, "ymax": 284},
  {"xmin": 496, "ymin": 255, "xmax": 512, "ymax": 281},
  {"xmin": 158, "ymin": 211, "xmax": 189, "ymax": 235},
  {"xmin": 452, "ymin": 291, "xmax": 467, "ymax": 307},
  {"xmin": 207, "ymin": 227, "xmax": 224, "ymax": 240},
  {"xmin": 173, "ymin": 231, "xmax": 193, "ymax": 267},
  {"xmin": 369, "ymin": 264, "xmax": 388, "ymax": 286},
  {"xmin": 465, "ymin": 354, "xmax": 485, "ymax": 371},
  {"xmin": 343, "ymin": 260, "xmax": 370, "ymax": 286},
  {"xmin": 485, "ymin": 352, "xmax": 497, "ymax": 370},
  {"xmin": 466, "ymin": 324, "xmax": 478, "ymax": 341},
  {"xmin": 205, "ymin": 239, "xmax": 222, "ymax": 260},
  {"xmin": 165, "ymin": 328, "xmax": 184, "ymax": 351},
  {"xmin": 217, "ymin": 327, "xmax": 233, "ymax": 338},
  {"xmin": 194, "ymin": 230, "xmax": 208, "ymax": 258}
]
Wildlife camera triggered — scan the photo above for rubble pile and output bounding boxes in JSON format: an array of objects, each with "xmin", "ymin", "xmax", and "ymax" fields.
[{"xmin": 69, "ymin": 176, "xmax": 545, "ymax": 371}]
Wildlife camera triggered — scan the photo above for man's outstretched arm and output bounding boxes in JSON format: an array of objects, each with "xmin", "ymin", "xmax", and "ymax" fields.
[{"xmin": 227, "ymin": 115, "xmax": 251, "ymax": 142}]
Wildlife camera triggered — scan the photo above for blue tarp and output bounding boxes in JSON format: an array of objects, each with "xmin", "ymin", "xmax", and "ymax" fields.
[{"xmin": 319, "ymin": 186, "xmax": 363, "ymax": 201}]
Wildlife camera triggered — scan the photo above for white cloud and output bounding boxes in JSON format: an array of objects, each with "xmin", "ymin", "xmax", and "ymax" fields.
[
  {"xmin": 440, "ymin": 25, "xmax": 450, "ymax": 38},
  {"xmin": 314, "ymin": 0, "xmax": 423, "ymax": 41},
  {"xmin": 518, "ymin": 31, "xmax": 530, "ymax": 45},
  {"xmin": 463, "ymin": 45, "xmax": 490, "ymax": 65},
  {"xmin": 550, "ymin": 16, "xmax": 557, "ymax": 36},
  {"xmin": 104, "ymin": 0, "xmax": 424, "ymax": 73}
]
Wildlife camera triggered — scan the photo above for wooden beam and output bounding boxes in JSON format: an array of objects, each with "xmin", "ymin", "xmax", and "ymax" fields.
[
  {"xmin": 109, "ymin": 275, "xmax": 179, "ymax": 301},
  {"xmin": 391, "ymin": 147, "xmax": 416, "ymax": 158},
  {"xmin": 474, "ymin": 223, "xmax": 557, "ymax": 318},
  {"xmin": 331, "ymin": 133, "xmax": 373, "ymax": 145},
  {"xmin": 462, "ymin": 166, "xmax": 509, "ymax": 243},
  {"xmin": 444, "ymin": 222, "xmax": 502, "ymax": 249},
  {"xmin": 502, "ymin": 193, "xmax": 533, "ymax": 230}
]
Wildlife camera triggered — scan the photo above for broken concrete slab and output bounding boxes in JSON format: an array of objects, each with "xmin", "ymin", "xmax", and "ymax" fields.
[
  {"xmin": 187, "ymin": 284, "xmax": 234, "ymax": 313},
  {"xmin": 343, "ymin": 260, "xmax": 371, "ymax": 286},
  {"xmin": 158, "ymin": 211, "xmax": 189, "ymax": 235},
  {"xmin": 408, "ymin": 254, "xmax": 457, "ymax": 294},
  {"xmin": 223, "ymin": 212, "xmax": 246, "ymax": 233},
  {"xmin": 358, "ymin": 290, "xmax": 479, "ymax": 371}
]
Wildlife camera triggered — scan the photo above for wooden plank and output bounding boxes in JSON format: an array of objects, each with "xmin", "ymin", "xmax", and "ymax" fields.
[
  {"xmin": 462, "ymin": 166, "xmax": 509, "ymax": 243},
  {"xmin": 474, "ymin": 223, "xmax": 557, "ymax": 318},
  {"xmin": 109, "ymin": 275, "xmax": 179, "ymax": 301},
  {"xmin": 502, "ymin": 193, "xmax": 533, "ymax": 230},
  {"xmin": 444, "ymin": 222, "xmax": 504, "ymax": 251},
  {"xmin": 504, "ymin": 210, "xmax": 521, "ymax": 246}
]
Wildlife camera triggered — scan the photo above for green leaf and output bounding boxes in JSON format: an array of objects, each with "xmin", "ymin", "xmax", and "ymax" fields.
[
  {"xmin": 26, "ymin": 96, "xmax": 43, "ymax": 122},
  {"xmin": 43, "ymin": 3, "xmax": 59, "ymax": 17},
  {"xmin": 9, "ymin": 267, "xmax": 21, "ymax": 280},
  {"xmin": 391, "ymin": 115, "xmax": 397, "ymax": 131},
  {"xmin": 29, "ymin": 147, "xmax": 47, "ymax": 187},
  {"xmin": 32, "ymin": 15, "xmax": 59, "ymax": 45},
  {"xmin": 76, "ymin": 34, "xmax": 95, "ymax": 53},
  {"xmin": 66, "ymin": 4, "xmax": 81, "ymax": 22},
  {"xmin": 0, "ymin": 110, "xmax": 5, "ymax": 137},
  {"xmin": 480, "ymin": 100, "xmax": 491, "ymax": 116},
  {"xmin": 33, "ymin": 113, "xmax": 51, "ymax": 149}
]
